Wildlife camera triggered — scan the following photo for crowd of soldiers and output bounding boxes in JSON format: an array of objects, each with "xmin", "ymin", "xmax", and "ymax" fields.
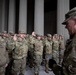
[{"xmin": 0, "ymin": 31, "xmax": 65, "ymax": 75}]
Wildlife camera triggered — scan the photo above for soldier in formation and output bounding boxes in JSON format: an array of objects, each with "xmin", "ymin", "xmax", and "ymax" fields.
[
  {"xmin": 6, "ymin": 32, "xmax": 15, "ymax": 75},
  {"xmin": 44, "ymin": 34, "xmax": 53, "ymax": 73},
  {"xmin": 0, "ymin": 29, "xmax": 66, "ymax": 75},
  {"xmin": 52, "ymin": 34, "xmax": 60, "ymax": 64},
  {"xmin": 33, "ymin": 35, "xmax": 43, "ymax": 75},
  {"xmin": 28, "ymin": 31, "xmax": 36, "ymax": 68},
  {"xmin": 59, "ymin": 35, "xmax": 65, "ymax": 65},
  {"xmin": 11, "ymin": 31, "xmax": 29, "ymax": 75},
  {"xmin": 0, "ymin": 32, "xmax": 9, "ymax": 75}
]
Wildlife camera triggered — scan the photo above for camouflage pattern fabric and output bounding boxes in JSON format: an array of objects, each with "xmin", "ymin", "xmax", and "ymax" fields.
[
  {"xmin": 52, "ymin": 39, "xmax": 60, "ymax": 64},
  {"xmin": 62, "ymin": 36, "xmax": 76, "ymax": 75},
  {"xmin": 33, "ymin": 39, "xmax": 43, "ymax": 74}
]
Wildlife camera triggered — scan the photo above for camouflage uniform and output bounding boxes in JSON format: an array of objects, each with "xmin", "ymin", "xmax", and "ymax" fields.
[
  {"xmin": 52, "ymin": 34, "xmax": 60, "ymax": 64},
  {"xmin": 50, "ymin": 7, "xmax": 76, "ymax": 75},
  {"xmin": 61, "ymin": 7, "xmax": 76, "ymax": 75},
  {"xmin": 28, "ymin": 35, "xmax": 36, "ymax": 68},
  {"xmin": 62, "ymin": 36, "xmax": 76, "ymax": 75},
  {"xmin": 40, "ymin": 36, "xmax": 45, "ymax": 66},
  {"xmin": 44, "ymin": 34, "xmax": 53, "ymax": 73},
  {"xmin": 59, "ymin": 35, "xmax": 65, "ymax": 65},
  {"xmin": 0, "ymin": 36, "xmax": 9, "ymax": 75},
  {"xmin": 6, "ymin": 34, "xmax": 15, "ymax": 75},
  {"xmin": 33, "ymin": 36, "xmax": 43, "ymax": 75},
  {"xmin": 11, "ymin": 37, "xmax": 28, "ymax": 75},
  {"xmin": 6, "ymin": 34, "xmax": 15, "ymax": 57}
]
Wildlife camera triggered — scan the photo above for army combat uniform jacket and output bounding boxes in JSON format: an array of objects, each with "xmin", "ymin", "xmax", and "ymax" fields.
[
  {"xmin": 44, "ymin": 38, "xmax": 53, "ymax": 55},
  {"xmin": 12, "ymin": 38, "xmax": 28, "ymax": 59},
  {"xmin": 34, "ymin": 39, "xmax": 43, "ymax": 56},
  {"xmin": 0, "ymin": 36, "xmax": 9, "ymax": 74},
  {"xmin": 62, "ymin": 35, "xmax": 76, "ymax": 75}
]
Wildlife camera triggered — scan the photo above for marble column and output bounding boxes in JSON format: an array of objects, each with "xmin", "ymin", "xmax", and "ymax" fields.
[
  {"xmin": 19, "ymin": 0, "xmax": 27, "ymax": 33},
  {"xmin": 34, "ymin": 0, "xmax": 44, "ymax": 35},
  {"xmin": 2, "ymin": 0, "xmax": 6, "ymax": 32},
  {"xmin": 8, "ymin": 0, "xmax": 15, "ymax": 33},
  {"xmin": 57, "ymin": 0, "xmax": 69, "ymax": 42}
]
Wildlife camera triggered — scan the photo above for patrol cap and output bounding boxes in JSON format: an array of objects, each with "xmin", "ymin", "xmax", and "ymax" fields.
[
  {"xmin": 62, "ymin": 7, "xmax": 76, "ymax": 25},
  {"xmin": 53, "ymin": 34, "xmax": 58, "ymax": 37},
  {"xmin": 47, "ymin": 34, "xmax": 52, "ymax": 37},
  {"xmin": 36, "ymin": 34, "xmax": 42, "ymax": 39},
  {"xmin": 18, "ymin": 30, "xmax": 26, "ymax": 34},
  {"xmin": 36, "ymin": 34, "xmax": 40, "ymax": 37},
  {"xmin": 2, "ymin": 30, "xmax": 7, "ymax": 34},
  {"xmin": 53, "ymin": 34, "xmax": 58, "ymax": 36},
  {"xmin": 9, "ymin": 31, "xmax": 14, "ymax": 36}
]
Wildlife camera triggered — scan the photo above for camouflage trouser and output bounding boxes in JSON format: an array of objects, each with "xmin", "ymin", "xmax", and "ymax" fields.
[
  {"xmin": 59, "ymin": 50, "xmax": 64, "ymax": 65},
  {"xmin": 11, "ymin": 57, "xmax": 26, "ymax": 75},
  {"xmin": 52, "ymin": 50, "xmax": 59, "ymax": 64},
  {"xmin": 0, "ymin": 66, "xmax": 5, "ymax": 75},
  {"xmin": 5, "ymin": 56, "xmax": 13, "ymax": 75},
  {"xmin": 45, "ymin": 54, "xmax": 52, "ymax": 60},
  {"xmin": 28, "ymin": 48, "xmax": 34, "ymax": 68},
  {"xmin": 34, "ymin": 55, "xmax": 42, "ymax": 74},
  {"xmin": 45, "ymin": 54, "xmax": 52, "ymax": 71}
]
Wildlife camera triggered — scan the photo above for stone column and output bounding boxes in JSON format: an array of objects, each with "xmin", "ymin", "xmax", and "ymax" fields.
[
  {"xmin": 19, "ymin": 0, "xmax": 27, "ymax": 33},
  {"xmin": 34, "ymin": 0, "xmax": 44, "ymax": 35},
  {"xmin": 57, "ymin": 0, "xmax": 69, "ymax": 42},
  {"xmin": 8, "ymin": 0, "xmax": 15, "ymax": 33},
  {"xmin": 2, "ymin": 0, "xmax": 5, "ymax": 31}
]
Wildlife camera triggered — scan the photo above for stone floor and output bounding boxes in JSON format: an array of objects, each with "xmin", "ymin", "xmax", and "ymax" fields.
[{"xmin": 24, "ymin": 65, "xmax": 55, "ymax": 75}]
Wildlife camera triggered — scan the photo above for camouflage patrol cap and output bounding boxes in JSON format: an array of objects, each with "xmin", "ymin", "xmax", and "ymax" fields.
[
  {"xmin": 53, "ymin": 34, "xmax": 59, "ymax": 37},
  {"xmin": 62, "ymin": 7, "xmax": 76, "ymax": 25},
  {"xmin": 47, "ymin": 34, "xmax": 52, "ymax": 37},
  {"xmin": 2, "ymin": 30, "xmax": 7, "ymax": 34},
  {"xmin": 18, "ymin": 30, "xmax": 26, "ymax": 34},
  {"xmin": 9, "ymin": 31, "xmax": 14, "ymax": 36},
  {"xmin": 36, "ymin": 34, "xmax": 40, "ymax": 37}
]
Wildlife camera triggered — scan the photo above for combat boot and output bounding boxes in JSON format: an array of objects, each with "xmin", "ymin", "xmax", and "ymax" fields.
[{"xmin": 45, "ymin": 69, "xmax": 49, "ymax": 73}]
